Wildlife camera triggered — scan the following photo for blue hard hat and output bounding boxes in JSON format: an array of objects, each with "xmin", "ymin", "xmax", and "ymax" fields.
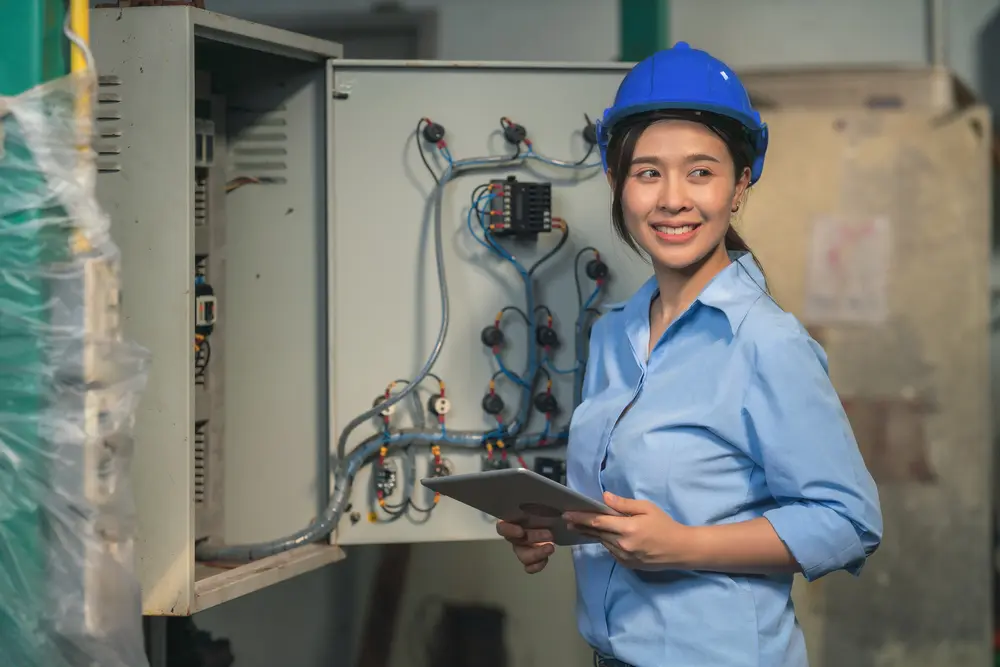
[{"xmin": 597, "ymin": 42, "xmax": 768, "ymax": 183}]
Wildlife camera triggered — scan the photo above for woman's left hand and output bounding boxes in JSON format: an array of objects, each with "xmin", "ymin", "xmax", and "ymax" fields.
[{"xmin": 563, "ymin": 492, "xmax": 694, "ymax": 570}]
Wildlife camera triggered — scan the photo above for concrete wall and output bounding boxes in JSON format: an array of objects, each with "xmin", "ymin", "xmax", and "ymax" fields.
[{"xmin": 129, "ymin": 1, "xmax": 999, "ymax": 665}]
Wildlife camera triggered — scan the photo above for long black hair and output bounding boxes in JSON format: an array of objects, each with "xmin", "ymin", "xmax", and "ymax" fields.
[{"xmin": 604, "ymin": 109, "xmax": 765, "ymax": 277}]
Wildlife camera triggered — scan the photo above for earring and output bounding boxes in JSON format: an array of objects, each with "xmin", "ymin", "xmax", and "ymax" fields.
[{"xmin": 731, "ymin": 204, "xmax": 740, "ymax": 213}]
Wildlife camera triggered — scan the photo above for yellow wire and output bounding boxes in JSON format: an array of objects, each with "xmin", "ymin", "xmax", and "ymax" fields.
[
  {"xmin": 67, "ymin": 0, "xmax": 95, "ymax": 254},
  {"xmin": 69, "ymin": 0, "xmax": 90, "ymax": 74}
]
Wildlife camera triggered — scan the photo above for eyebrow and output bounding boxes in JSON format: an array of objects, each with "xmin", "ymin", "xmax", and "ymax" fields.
[{"xmin": 631, "ymin": 153, "xmax": 722, "ymax": 166}]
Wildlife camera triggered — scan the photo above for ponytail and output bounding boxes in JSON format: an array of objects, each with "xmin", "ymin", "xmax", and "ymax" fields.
[{"xmin": 725, "ymin": 226, "xmax": 768, "ymax": 288}]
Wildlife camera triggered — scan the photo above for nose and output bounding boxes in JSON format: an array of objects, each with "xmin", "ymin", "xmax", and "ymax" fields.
[{"xmin": 656, "ymin": 173, "xmax": 692, "ymax": 214}]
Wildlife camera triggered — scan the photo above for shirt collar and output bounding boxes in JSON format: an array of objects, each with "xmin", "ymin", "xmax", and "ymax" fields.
[
  {"xmin": 612, "ymin": 251, "xmax": 768, "ymax": 336},
  {"xmin": 697, "ymin": 251, "xmax": 770, "ymax": 333}
]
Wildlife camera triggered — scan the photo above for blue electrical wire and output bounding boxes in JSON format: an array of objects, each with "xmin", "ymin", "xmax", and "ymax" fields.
[
  {"xmin": 195, "ymin": 129, "xmax": 600, "ymax": 563},
  {"xmin": 466, "ymin": 191, "xmax": 497, "ymax": 253},
  {"xmin": 494, "ymin": 353, "xmax": 530, "ymax": 388},
  {"xmin": 543, "ymin": 355, "xmax": 578, "ymax": 375},
  {"xmin": 462, "ymin": 173, "xmax": 539, "ymax": 436},
  {"xmin": 525, "ymin": 145, "xmax": 602, "ymax": 170},
  {"xmin": 573, "ymin": 285, "xmax": 602, "ymax": 406}
]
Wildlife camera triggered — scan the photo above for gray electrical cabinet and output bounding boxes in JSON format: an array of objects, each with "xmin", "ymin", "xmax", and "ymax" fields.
[
  {"xmin": 91, "ymin": 7, "xmax": 347, "ymax": 616},
  {"xmin": 91, "ymin": 4, "xmax": 638, "ymax": 617},
  {"xmin": 92, "ymin": 7, "xmax": 993, "ymax": 666}
]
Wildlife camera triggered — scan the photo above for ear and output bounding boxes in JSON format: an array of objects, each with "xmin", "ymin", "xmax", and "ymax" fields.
[{"xmin": 731, "ymin": 166, "xmax": 751, "ymax": 212}]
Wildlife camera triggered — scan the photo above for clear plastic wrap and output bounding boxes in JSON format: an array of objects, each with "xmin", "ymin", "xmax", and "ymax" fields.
[{"xmin": 0, "ymin": 72, "xmax": 150, "ymax": 666}]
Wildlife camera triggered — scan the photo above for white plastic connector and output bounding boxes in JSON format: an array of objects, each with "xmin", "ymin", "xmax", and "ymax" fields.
[
  {"xmin": 195, "ymin": 294, "xmax": 217, "ymax": 327},
  {"xmin": 431, "ymin": 396, "xmax": 451, "ymax": 416},
  {"xmin": 372, "ymin": 398, "xmax": 396, "ymax": 418}
]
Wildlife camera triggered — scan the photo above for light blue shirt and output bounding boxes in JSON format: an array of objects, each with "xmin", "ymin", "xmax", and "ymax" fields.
[{"xmin": 567, "ymin": 251, "xmax": 882, "ymax": 667}]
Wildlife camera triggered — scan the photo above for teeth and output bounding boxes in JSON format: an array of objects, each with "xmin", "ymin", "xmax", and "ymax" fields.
[{"xmin": 655, "ymin": 225, "xmax": 696, "ymax": 235}]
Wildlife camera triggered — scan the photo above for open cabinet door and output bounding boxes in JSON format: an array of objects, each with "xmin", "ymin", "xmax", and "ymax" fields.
[{"xmin": 325, "ymin": 60, "xmax": 643, "ymax": 546}]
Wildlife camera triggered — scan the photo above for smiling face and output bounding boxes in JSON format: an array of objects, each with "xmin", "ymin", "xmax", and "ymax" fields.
[{"xmin": 609, "ymin": 117, "xmax": 751, "ymax": 273}]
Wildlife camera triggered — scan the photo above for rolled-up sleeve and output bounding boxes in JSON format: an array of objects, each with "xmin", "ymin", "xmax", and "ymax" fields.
[{"xmin": 743, "ymin": 330, "xmax": 883, "ymax": 581}]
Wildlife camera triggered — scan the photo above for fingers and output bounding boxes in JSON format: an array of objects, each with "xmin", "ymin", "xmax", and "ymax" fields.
[
  {"xmin": 600, "ymin": 539, "xmax": 629, "ymax": 562},
  {"xmin": 523, "ymin": 527, "xmax": 555, "ymax": 544},
  {"xmin": 495, "ymin": 520, "xmax": 525, "ymax": 541},
  {"xmin": 524, "ymin": 558, "xmax": 549, "ymax": 574},
  {"xmin": 514, "ymin": 542, "xmax": 554, "ymax": 573},
  {"xmin": 496, "ymin": 521, "xmax": 552, "ymax": 545},
  {"xmin": 567, "ymin": 524, "xmax": 606, "ymax": 541},
  {"xmin": 563, "ymin": 512, "xmax": 627, "ymax": 535},
  {"xmin": 497, "ymin": 521, "xmax": 555, "ymax": 574}
]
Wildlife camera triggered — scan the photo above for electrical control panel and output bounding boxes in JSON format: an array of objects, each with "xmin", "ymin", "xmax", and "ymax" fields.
[{"xmin": 326, "ymin": 63, "xmax": 649, "ymax": 548}]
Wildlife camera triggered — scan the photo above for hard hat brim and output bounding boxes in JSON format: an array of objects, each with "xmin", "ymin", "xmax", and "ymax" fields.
[{"xmin": 601, "ymin": 101, "xmax": 763, "ymax": 139}]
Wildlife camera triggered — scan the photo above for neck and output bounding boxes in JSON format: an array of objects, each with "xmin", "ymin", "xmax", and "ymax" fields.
[{"xmin": 652, "ymin": 242, "xmax": 731, "ymax": 325}]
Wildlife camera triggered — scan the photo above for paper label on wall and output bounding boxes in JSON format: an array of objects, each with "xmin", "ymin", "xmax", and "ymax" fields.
[{"xmin": 803, "ymin": 215, "xmax": 891, "ymax": 325}]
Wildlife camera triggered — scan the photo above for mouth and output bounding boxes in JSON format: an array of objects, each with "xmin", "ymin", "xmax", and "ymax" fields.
[{"xmin": 649, "ymin": 222, "xmax": 701, "ymax": 243}]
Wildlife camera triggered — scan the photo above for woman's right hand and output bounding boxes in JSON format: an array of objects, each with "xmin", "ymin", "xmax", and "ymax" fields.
[{"xmin": 496, "ymin": 521, "xmax": 556, "ymax": 574}]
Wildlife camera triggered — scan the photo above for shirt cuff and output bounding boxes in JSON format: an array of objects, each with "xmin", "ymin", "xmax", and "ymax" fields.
[{"xmin": 764, "ymin": 502, "xmax": 867, "ymax": 581}]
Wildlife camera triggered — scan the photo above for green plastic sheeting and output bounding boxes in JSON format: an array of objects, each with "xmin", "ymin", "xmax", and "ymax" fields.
[{"xmin": 0, "ymin": 1, "xmax": 69, "ymax": 665}]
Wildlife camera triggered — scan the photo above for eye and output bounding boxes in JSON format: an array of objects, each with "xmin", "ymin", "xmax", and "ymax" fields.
[
  {"xmin": 690, "ymin": 168, "xmax": 713, "ymax": 178},
  {"xmin": 633, "ymin": 168, "xmax": 659, "ymax": 180}
]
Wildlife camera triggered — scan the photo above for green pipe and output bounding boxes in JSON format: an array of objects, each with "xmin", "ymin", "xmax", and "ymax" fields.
[
  {"xmin": 619, "ymin": 0, "xmax": 670, "ymax": 62},
  {"xmin": 0, "ymin": 1, "xmax": 69, "ymax": 665}
]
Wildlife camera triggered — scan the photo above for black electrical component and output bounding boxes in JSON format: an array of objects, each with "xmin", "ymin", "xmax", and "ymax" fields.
[
  {"xmin": 194, "ymin": 280, "xmax": 216, "ymax": 338},
  {"xmin": 480, "ymin": 325, "xmax": 504, "ymax": 348},
  {"xmin": 534, "ymin": 457, "xmax": 567, "ymax": 485},
  {"xmin": 535, "ymin": 324, "xmax": 559, "ymax": 348},
  {"xmin": 481, "ymin": 393, "xmax": 505, "ymax": 415},
  {"xmin": 501, "ymin": 119, "xmax": 527, "ymax": 145},
  {"xmin": 427, "ymin": 395, "xmax": 451, "ymax": 417},
  {"xmin": 585, "ymin": 258, "xmax": 609, "ymax": 281},
  {"xmin": 486, "ymin": 176, "xmax": 552, "ymax": 238},
  {"xmin": 374, "ymin": 460, "xmax": 397, "ymax": 497},
  {"xmin": 533, "ymin": 392, "xmax": 559, "ymax": 415},
  {"xmin": 482, "ymin": 451, "xmax": 512, "ymax": 471},
  {"xmin": 421, "ymin": 120, "xmax": 446, "ymax": 143},
  {"xmin": 430, "ymin": 458, "xmax": 452, "ymax": 478},
  {"xmin": 372, "ymin": 395, "xmax": 394, "ymax": 418},
  {"xmin": 582, "ymin": 113, "xmax": 598, "ymax": 146}
]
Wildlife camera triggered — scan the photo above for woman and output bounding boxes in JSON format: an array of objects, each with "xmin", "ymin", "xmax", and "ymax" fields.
[{"xmin": 497, "ymin": 43, "xmax": 883, "ymax": 667}]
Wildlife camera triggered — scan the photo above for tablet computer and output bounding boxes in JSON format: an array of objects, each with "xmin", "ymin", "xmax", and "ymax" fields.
[{"xmin": 420, "ymin": 467, "xmax": 621, "ymax": 546}]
